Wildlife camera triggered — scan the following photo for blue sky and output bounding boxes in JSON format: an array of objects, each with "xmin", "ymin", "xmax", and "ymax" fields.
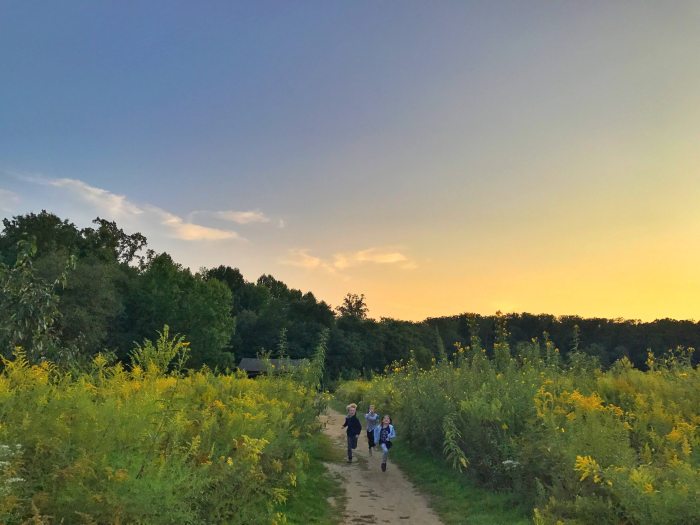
[{"xmin": 2, "ymin": 2, "xmax": 700, "ymax": 320}]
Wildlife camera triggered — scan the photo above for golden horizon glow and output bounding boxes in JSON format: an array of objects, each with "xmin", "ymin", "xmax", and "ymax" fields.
[{"xmin": 2, "ymin": 3, "xmax": 700, "ymax": 322}]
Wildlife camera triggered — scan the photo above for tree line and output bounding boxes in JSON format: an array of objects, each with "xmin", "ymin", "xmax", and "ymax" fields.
[{"xmin": 1, "ymin": 211, "xmax": 698, "ymax": 376}]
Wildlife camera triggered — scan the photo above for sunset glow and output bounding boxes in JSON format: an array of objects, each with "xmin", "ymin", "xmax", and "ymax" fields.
[{"xmin": 2, "ymin": 2, "xmax": 699, "ymax": 321}]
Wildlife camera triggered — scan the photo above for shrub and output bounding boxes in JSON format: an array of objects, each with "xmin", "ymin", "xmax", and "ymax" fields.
[
  {"xmin": 337, "ymin": 329, "xmax": 699, "ymax": 524},
  {"xmin": 0, "ymin": 330, "xmax": 328, "ymax": 524}
]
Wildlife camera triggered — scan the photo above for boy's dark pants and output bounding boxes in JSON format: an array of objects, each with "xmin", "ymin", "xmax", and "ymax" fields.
[
  {"xmin": 347, "ymin": 433, "xmax": 358, "ymax": 460},
  {"xmin": 367, "ymin": 429, "xmax": 375, "ymax": 450}
]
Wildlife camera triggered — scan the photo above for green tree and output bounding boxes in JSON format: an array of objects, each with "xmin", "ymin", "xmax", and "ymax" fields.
[
  {"xmin": 126, "ymin": 253, "xmax": 234, "ymax": 368},
  {"xmin": 34, "ymin": 252, "xmax": 126, "ymax": 355},
  {"xmin": 0, "ymin": 211, "xmax": 81, "ymax": 265},
  {"xmin": 80, "ymin": 217, "xmax": 147, "ymax": 264},
  {"xmin": 336, "ymin": 293, "xmax": 369, "ymax": 320},
  {"xmin": 0, "ymin": 239, "xmax": 73, "ymax": 362}
]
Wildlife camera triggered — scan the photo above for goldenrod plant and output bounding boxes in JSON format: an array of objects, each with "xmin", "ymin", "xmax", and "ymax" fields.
[
  {"xmin": 0, "ymin": 329, "xmax": 329, "ymax": 524},
  {"xmin": 336, "ymin": 320, "xmax": 699, "ymax": 525}
]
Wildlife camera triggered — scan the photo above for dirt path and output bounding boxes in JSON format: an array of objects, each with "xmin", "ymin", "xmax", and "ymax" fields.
[{"xmin": 320, "ymin": 409, "xmax": 444, "ymax": 525}]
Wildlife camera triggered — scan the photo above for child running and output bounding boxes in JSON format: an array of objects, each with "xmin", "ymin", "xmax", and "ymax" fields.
[
  {"xmin": 364, "ymin": 404, "xmax": 379, "ymax": 456},
  {"xmin": 341, "ymin": 403, "xmax": 362, "ymax": 463},
  {"xmin": 373, "ymin": 414, "xmax": 396, "ymax": 472}
]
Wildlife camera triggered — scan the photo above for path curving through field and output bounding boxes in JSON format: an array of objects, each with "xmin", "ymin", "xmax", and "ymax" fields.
[{"xmin": 320, "ymin": 408, "xmax": 444, "ymax": 525}]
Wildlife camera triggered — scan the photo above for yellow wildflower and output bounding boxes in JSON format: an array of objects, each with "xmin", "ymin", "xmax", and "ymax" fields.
[
  {"xmin": 568, "ymin": 390, "xmax": 603, "ymax": 411},
  {"xmin": 667, "ymin": 427, "xmax": 683, "ymax": 443},
  {"xmin": 575, "ymin": 455, "xmax": 602, "ymax": 483}
]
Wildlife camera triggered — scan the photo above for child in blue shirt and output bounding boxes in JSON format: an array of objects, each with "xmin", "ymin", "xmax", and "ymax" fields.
[
  {"xmin": 373, "ymin": 414, "xmax": 396, "ymax": 472},
  {"xmin": 364, "ymin": 404, "xmax": 379, "ymax": 456}
]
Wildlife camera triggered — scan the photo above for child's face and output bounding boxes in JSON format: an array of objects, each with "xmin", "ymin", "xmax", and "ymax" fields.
[
  {"xmin": 348, "ymin": 406, "xmax": 356, "ymax": 416},
  {"xmin": 369, "ymin": 405, "xmax": 375, "ymax": 413},
  {"xmin": 382, "ymin": 415, "xmax": 391, "ymax": 426}
]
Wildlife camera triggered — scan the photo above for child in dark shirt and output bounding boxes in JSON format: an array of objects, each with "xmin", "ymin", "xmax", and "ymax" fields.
[{"xmin": 341, "ymin": 403, "xmax": 362, "ymax": 463}]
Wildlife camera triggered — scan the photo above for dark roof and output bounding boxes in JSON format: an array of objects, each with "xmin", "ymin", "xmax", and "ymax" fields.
[{"xmin": 237, "ymin": 358, "xmax": 307, "ymax": 373}]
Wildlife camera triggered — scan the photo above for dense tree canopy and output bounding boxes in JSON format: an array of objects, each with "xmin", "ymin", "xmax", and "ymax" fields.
[{"xmin": 2, "ymin": 211, "xmax": 699, "ymax": 375}]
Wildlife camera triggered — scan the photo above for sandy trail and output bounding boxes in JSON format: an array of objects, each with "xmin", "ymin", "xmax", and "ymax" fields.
[{"xmin": 320, "ymin": 409, "xmax": 443, "ymax": 525}]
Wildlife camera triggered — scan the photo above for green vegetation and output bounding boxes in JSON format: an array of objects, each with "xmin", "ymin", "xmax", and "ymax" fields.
[
  {"xmin": 0, "ymin": 329, "xmax": 329, "ymax": 524},
  {"xmin": 391, "ymin": 446, "xmax": 529, "ymax": 525},
  {"xmin": 283, "ymin": 433, "xmax": 344, "ymax": 525},
  {"xmin": 3, "ymin": 211, "xmax": 700, "ymax": 376},
  {"xmin": 2, "ymin": 210, "xmax": 699, "ymax": 524},
  {"xmin": 336, "ymin": 315, "xmax": 700, "ymax": 524}
]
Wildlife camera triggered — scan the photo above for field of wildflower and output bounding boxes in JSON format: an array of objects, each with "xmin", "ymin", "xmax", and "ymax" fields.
[
  {"xmin": 336, "ymin": 318, "xmax": 700, "ymax": 525},
  {"xmin": 0, "ymin": 328, "xmax": 328, "ymax": 525}
]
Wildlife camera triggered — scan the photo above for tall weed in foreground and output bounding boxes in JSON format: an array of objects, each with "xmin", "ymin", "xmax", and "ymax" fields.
[
  {"xmin": 336, "ymin": 320, "xmax": 699, "ymax": 525},
  {"xmin": 0, "ymin": 329, "xmax": 328, "ymax": 524}
]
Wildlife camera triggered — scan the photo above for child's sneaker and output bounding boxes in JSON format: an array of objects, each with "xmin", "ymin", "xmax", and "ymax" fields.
[{"xmin": 368, "ymin": 448, "xmax": 372, "ymax": 456}]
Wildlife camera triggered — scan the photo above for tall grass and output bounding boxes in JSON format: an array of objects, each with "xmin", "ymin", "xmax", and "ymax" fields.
[
  {"xmin": 283, "ymin": 432, "xmax": 344, "ymax": 525},
  {"xmin": 336, "ymin": 321, "xmax": 699, "ymax": 524},
  {"xmin": 390, "ymin": 445, "xmax": 530, "ymax": 525},
  {"xmin": 0, "ymin": 329, "xmax": 329, "ymax": 524}
]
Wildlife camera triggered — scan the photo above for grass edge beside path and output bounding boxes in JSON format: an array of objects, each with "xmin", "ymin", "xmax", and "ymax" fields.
[
  {"xmin": 391, "ymin": 445, "xmax": 531, "ymax": 525},
  {"xmin": 282, "ymin": 431, "xmax": 346, "ymax": 524}
]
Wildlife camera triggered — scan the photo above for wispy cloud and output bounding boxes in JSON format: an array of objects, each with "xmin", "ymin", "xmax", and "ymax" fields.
[
  {"xmin": 35, "ymin": 177, "xmax": 240, "ymax": 241},
  {"xmin": 282, "ymin": 249, "xmax": 336, "ymax": 273},
  {"xmin": 189, "ymin": 209, "xmax": 283, "ymax": 227},
  {"xmin": 217, "ymin": 210, "xmax": 270, "ymax": 224},
  {"xmin": 333, "ymin": 248, "xmax": 413, "ymax": 269},
  {"xmin": 49, "ymin": 178, "xmax": 144, "ymax": 217},
  {"xmin": 0, "ymin": 188, "xmax": 20, "ymax": 213},
  {"xmin": 158, "ymin": 210, "xmax": 240, "ymax": 241},
  {"xmin": 282, "ymin": 247, "xmax": 417, "ymax": 273}
]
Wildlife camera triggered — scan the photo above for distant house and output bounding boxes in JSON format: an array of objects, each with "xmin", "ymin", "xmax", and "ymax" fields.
[{"xmin": 237, "ymin": 357, "xmax": 308, "ymax": 377}]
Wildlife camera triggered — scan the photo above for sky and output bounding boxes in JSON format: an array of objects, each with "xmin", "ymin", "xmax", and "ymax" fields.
[{"xmin": 1, "ymin": 2, "xmax": 700, "ymax": 321}]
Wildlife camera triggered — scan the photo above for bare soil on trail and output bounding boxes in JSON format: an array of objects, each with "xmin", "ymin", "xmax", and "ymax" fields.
[{"xmin": 320, "ymin": 409, "xmax": 444, "ymax": 525}]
